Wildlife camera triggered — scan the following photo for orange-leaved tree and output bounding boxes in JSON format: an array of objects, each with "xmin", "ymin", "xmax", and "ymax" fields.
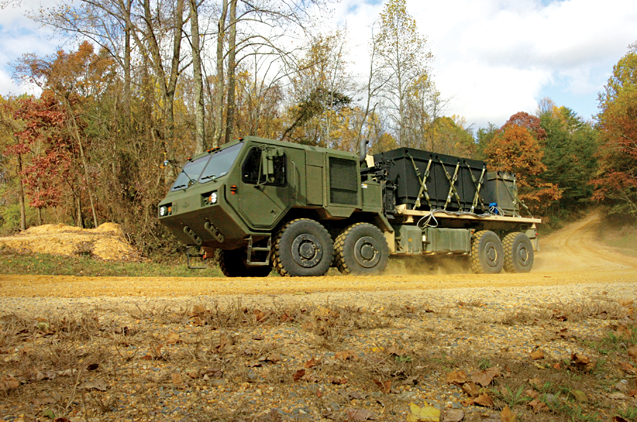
[
  {"xmin": 484, "ymin": 124, "xmax": 560, "ymax": 216},
  {"xmin": 593, "ymin": 43, "xmax": 637, "ymax": 219}
]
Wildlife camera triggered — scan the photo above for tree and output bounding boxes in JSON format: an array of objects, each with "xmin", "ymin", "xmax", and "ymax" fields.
[
  {"xmin": 484, "ymin": 124, "xmax": 560, "ymax": 216},
  {"xmin": 538, "ymin": 100, "xmax": 598, "ymax": 214},
  {"xmin": 593, "ymin": 43, "xmax": 637, "ymax": 219},
  {"xmin": 0, "ymin": 95, "xmax": 29, "ymax": 230},
  {"xmin": 375, "ymin": 0, "xmax": 433, "ymax": 146}
]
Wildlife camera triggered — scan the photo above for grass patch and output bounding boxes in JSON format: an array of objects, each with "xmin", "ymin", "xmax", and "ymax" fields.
[{"xmin": 0, "ymin": 249, "xmax": 225, "ymax": 277}]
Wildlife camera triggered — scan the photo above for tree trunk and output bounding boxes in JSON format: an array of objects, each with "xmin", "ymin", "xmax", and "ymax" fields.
[
  {"xmin": 190, "ymin": 0, "xmax": 206, "ymax": 153},
  {"xmin": 224, "ymin": 0, "xmax": 237, "ymax": 145},
  {"xmin": 213, "ymin": 0, "xmax": 228, "ymax": 146},
  {"xmin": 123, "ymin": 0, "xmax": 132, "ymax": 123},
  {"xmin": 17, "ymin": 154, "xmax": 26, "ymax": 231},
  {"xmin": 76, "ymin": 192, "xmax": 84, "ymax": 228}
]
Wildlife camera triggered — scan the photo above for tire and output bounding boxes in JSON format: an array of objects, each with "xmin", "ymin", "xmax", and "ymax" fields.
[
  {"xmin": 273, "ymin": 219, "xmax": 333, "ymax": 277},
  {"xmin": 502, "ymin": 232, "xmax": 534, "ymax": 273},
  {"xmin": 470, "ymin": 230, "xmax": 504, "ymax": 274},
  {"xmin": 218, "ymin": 249, "xmax": 271, "ymax": 277},
  {"xmin": 334, "ymin": 223, "xmax": 389, "ymax": 275}
]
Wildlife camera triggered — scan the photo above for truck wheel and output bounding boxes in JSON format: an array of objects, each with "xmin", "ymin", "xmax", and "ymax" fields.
[
  {"xmin": 273, "ymin": 219, "xmax": 333, "ymax": 277},
  {"xmin": 502, "ymin": 232, "xmax": 534, "ymax": 273},
  {"xmin": 334, "ymin": 223, "xmax": 389, "ymax": 275},
  {"xmin": 470, "ymin": 230, "xmax": 504, "ymax": 274},
  {"xmin": 218, "ymin": 249, "xmax": 271, "ymax": 277}
]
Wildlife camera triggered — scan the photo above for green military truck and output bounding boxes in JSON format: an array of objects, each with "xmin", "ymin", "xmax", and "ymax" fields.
[{"xmin": 158, "ymin": 136, "xmax": 540, "ymax": 277}]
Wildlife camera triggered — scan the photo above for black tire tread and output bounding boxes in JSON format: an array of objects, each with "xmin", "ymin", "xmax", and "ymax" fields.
[
  {"xmin": 218, "ymin": 249, "xmax": 271, "ymax": 277},
  {"xmin": 502, "ymin": 232, "xmax": 533, "ymax": 273},
  {"xmin": 334, "ymin": 222, "xmax": 389, "ymax": 275},
  {"xmin": 272, "ymin": 218, "xmax": 332, "ymax": 277}
]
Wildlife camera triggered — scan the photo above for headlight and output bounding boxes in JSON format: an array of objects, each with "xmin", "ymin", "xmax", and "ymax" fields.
[
  {"xmin": 159, "ymin": 204, "xmax": 172, "ymax": 217},
  {"xmin": 210, "ymin": 191, "xmax": 218, "ymax": 204}
]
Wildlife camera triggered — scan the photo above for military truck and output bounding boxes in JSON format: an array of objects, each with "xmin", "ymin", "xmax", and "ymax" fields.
[{"xmin": 158, "ymin": 136, "xmax": 540, "ymax": 277}]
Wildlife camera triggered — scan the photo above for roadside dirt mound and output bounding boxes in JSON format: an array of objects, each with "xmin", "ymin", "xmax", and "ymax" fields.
[{"xmin": 0, "ymin": 223, "xmax": 138, "ymax": 261}]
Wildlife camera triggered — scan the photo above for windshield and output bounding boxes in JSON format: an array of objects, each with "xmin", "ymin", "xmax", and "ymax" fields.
[
  {"xmin": 170, "ymin": 156, "xmax": 210, "ymax": 191},
  {"xmin": 199, "ymin": 143, "xmax": 243, "ymax": 183}
]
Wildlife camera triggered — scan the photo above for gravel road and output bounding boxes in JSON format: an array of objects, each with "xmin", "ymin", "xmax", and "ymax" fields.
[{"xmin": 1, "ymin": 214, "xmax": 636, "ymax": 422}]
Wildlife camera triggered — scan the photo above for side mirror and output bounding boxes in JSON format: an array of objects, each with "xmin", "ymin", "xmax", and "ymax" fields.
[{"xmin": 260, "ymin": 147, "xmax": 282, "ymax": 184}]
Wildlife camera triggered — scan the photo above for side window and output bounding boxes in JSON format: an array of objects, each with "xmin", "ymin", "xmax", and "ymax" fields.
[
  {"xmin": 242, "ymin": 147, "xmax": 261, "ymax": 184},
  {"xmin": 241, "ymin": 147, "xmax": 287, "ymax": 186}
]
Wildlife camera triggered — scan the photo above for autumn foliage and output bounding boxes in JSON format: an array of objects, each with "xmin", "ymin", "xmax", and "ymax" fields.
[
  {"xmin": 484, "ymin": 124, "xmax": 560, "ymax": 216},
  {"xmin": 593, "ymin": 45, "xmax": 637, "ymax": 219}
]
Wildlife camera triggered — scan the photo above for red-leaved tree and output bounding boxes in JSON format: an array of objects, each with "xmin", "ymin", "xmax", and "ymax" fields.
[{"xmin": 484, "ymin": 124, "xmax": 560, "ymax": 216}]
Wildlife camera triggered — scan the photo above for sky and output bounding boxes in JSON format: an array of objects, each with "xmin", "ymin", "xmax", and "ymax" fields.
[{"xmin": 1, "ymin": 0, "xmax": 636, "ymax": 130}]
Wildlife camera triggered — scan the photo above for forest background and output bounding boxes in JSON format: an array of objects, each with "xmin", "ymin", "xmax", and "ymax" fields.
[{"xmin": 0, "ymin": 0, "xmax": 635, "ymax": 259}]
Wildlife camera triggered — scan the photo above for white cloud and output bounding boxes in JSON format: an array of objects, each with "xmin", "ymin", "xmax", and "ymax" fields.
[{"xmin": 335, "ymin": 0, "xmax": 637, "ymax": 128}]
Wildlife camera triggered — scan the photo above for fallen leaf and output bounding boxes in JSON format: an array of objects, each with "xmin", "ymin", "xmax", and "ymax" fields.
[
  {"xmin": 330, "ymin": 377, "xmax": 348, "ymax": 385},
  {"xmin": 553, "ymin": 363, "xmax": 561, "ymax": 369},
  {"xmin": 373, "ymin": 379, "xmax": 391, "ymax": 394},
  {"xmin": 462, "ymin": 382, "xmax": 479, "ymax": 397},
  {"xmin": 172, "ymin": 373, "xmax": 184, "ymax": 387},
  {"xmin": 406, "ymin": 402, "xmax": 440, "ymax": 422},
  {"xmin": 530, "ymin": 350, "xmax": 544, "ymax": 360},
  {"xmin": 0, "ymin": 376, "xmax": 20, "ymax": 392},
  {"xmin": 609, "ymin": 392, "xmax": 626, "ymax": 399},
  {"xmin": 621, "ymin": 362, "xmax": 636, "ymax": 374},
  {"xmin": 528, "ymin": 399, "xmax": 548, "ymax": 412},
  {"xmin": 186, "ymin": 370, "xmax": 199, "ymax": 379},
  {"xmin": 442, "ymin": 409, "xmax": 464, "ymax": 422},
  {"xmin": 347, "ymin": 408, "xmax": 376, "ymax": 421},
  {"xmin": 628, "ymin": 388, "xmax": 637, "ymax": 397},
  {"xmin": 166, "ymin": 332, "xmax": 181, "ymax": 345},
  {"xmin": 293, "ymin": 369, "xmax": 306, "ymax": 381},
  {"xmin": 616, "ymin": 325, "xmax": 632, "ymax": 340},
  {"xmin": 335, "ymin": 350, "xmax": 356, "ymax": 361},
  {"xmin": 387, "ymin": 346, "xmax": 406, "ymax": 357},
  {"xmin": 254, "ymin": 309, "xmax": 267, "ymax": 322},
  {"xmin": 571, "ymin": 353, "xmax": 594, "ymax": 371},
  {"xmin": 528, "ymin": 377, "xmax": 542, "ymax": 390},
  {"xmin": 570, "ymin": 389, "xmax": 587, "ymax": 402},
  {"xmin": 77, "ymin": 379, "xmax": 108, "ymax": 392},
  {"xmin": 304, "ymin": 358, "xmax": 319, "ymax": 368},
  {"xmin": 525, "ymin": 389, "xmax": 538, "ymax": 399},
  {"xmin": 500, "ymin": 405, "xmax": 516, "ymax": 422},
  {"xmin": 472, "ymin": 393, "xmax": 494, "ymax": 407},
  {"xmin": 628, "ymin": 345, "xmax": 637, "ymax": 362},
  {"xmin": 264, "ymin": 353, "xmax": 281, "ymax": 364},
  {"xmin": 471, "ymin": 367, "xmax": 500, "ymax": 387},
  {"xmin": 446, "ymin": 370, "xmax": 468, "ymax": 385}
]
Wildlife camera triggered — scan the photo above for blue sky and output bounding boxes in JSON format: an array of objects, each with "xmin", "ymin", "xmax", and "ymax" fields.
[{"xmin": 1, "ymin": 0, "xmax": 636, "ymax": 130}]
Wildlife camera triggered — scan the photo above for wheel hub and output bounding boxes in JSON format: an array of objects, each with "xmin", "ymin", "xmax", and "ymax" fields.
[
  {"xmin": 354, "ymin": 236, "xmax": 380, "ymax": 268},
  {"xmin": 517, "ymin": 246, "xmax": 529, "ymax": 263},
  {"xmin": 291, "ymin": 234, "xmax": 323, "ymax": 268},
  {"xmin": 485, "ymin": 243, "xmax": 499, "ymax": 267}
]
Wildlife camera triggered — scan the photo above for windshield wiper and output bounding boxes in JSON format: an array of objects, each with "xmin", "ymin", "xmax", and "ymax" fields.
[{"xmin": 200, "ymin": 174, "xmax": 216, "ymax": 181}]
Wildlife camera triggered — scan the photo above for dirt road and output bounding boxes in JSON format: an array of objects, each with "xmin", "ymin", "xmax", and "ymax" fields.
[
  {"xmin": 2, "ymin": 214, "xmax": 637, "ymax": 422},
  {"xmin": 0, "ymin": 213, "xmax": 635, "ymax": 298}
]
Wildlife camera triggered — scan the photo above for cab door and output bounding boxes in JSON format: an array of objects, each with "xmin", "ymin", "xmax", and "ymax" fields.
[{"xmin": 236, "ymin": 145, "xmax": 291, "ymax": 229}]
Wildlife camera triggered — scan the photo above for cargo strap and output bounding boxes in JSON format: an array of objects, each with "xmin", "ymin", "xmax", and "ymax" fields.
[
  {"xmin": 440, "ymin": 160, "xmax": 463, "ymax": 211},
  {"xmin": 466, "ymin": 164, "xmax": 487, "ymax": 213},
  {"xmin": 408, "ymin": 154, "xmax": 432, "ymax": 209},
  {"xmin": 502, "ymin": 178, "xmax": 532, "ymax": 218}
]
